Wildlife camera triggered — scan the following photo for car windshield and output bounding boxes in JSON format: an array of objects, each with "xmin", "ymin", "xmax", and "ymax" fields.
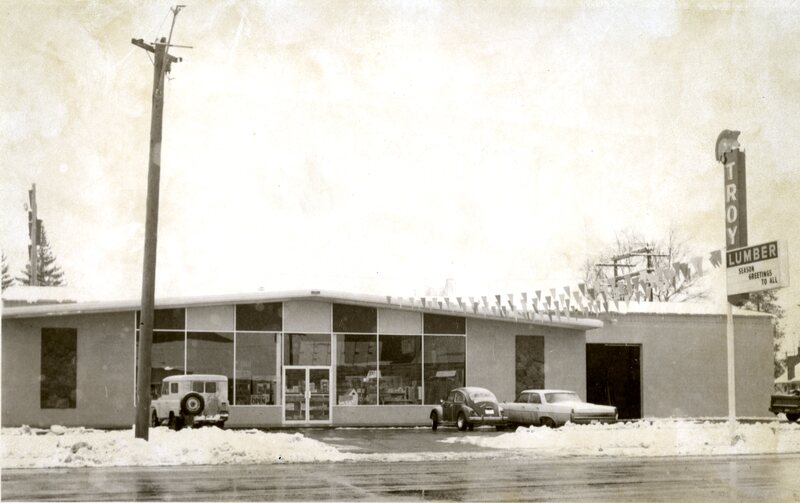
[
  {"xmin": 545, "ymin": 392, "xmax": 581, "ymax": 403},
  {"xmin": 469, "ymin": 390, "xmax": 496, "ymax": 401}
]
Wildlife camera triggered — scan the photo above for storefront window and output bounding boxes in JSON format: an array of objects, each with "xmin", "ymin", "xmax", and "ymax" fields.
[
  {"xmin": 333, "ymin": 304, "xmax": 377, "ymax": 333},
  {"xmin": 336, "ymin": 334, "xmax": 378, "ymax": 405},
  {"xmin": 150, "ymin": 331, "xmax": 185, "ymax": 398},
  {"xmin": 235, "ymin": 333, "xmax": 278, "ymax": 405},
  {"xmin": 379, "ymin": 335, "xmax": 421, "ymax": 405},
  {"xmin": 284, "ymin": 333, "xmax": 331, "ymax": 365},
  {"xmin": 423, "ymin": 335, "xmax": 465, "ymax": 404},
  {"xmin": 236, "ymin": 303, "xmax": 282, "ymax": 331},
  {"xmin": 423, "ymin": 313, "xmax": 465, "ymax": 335},
  {"xmin": 187, "ymin": 331, "xmax": 234, "ymax": 399},
  {"xmin": 40, "ymin": 328, "xmax": 77, "ymax": 409}
]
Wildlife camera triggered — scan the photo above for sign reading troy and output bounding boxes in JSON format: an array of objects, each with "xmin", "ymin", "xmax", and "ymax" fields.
[
  {"xmin": 726, "ymin": 240, "xmax": 789, "ymax": 296},
  {"xmin": 720, "ymin": 143, "xmax": 748, "ymax": 248}
]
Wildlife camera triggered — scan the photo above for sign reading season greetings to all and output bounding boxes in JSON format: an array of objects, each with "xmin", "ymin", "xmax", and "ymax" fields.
[{"xmin": 726, "ymin": 240, "xmax": 790, "ymax": 295}]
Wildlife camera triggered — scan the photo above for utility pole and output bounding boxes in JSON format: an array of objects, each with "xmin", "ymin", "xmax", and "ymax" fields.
[
  {"xmin": 132, "ymin": 5, "xmax": 186, "ymax": 441},
  {"xmin": 28, "ymin": 184, "xmax": 39, "ymax": 285}
]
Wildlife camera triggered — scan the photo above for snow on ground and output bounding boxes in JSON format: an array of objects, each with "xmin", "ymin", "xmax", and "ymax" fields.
[
  {"xmin": 443, "ymin": 419, "xmax": 800, "ymax": 457},
  {"xmin": 2, "ymin": 420, "xmax": 799, "ymax": 469}
]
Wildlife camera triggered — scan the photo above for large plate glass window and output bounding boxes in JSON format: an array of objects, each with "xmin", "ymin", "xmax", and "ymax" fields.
[
  {"xmin": 187, "ymin": 331, "xmax": 234, "ymax": 400},
  {"xmin": 378, "ymin": 335, "xmax": 421, "ymax": 405},
  {"xmin": 235, "ymin": 333, "xmax": 278, "ymax": 405},
  {"xmin": 336, "ymin": 334, "xmax": 378, "ymax": 405},
  {"xmin": 423, "ymin": 335, "xmax": 465, "ymax": 405},
  {"xmin": 284, "ymin": 333, "xmax": 331, "ymax": 366}
]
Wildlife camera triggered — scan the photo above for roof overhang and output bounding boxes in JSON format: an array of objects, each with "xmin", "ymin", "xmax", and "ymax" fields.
[{"xmin": 2, "ymin": 289, "xmax": 603, "ymax": 330}]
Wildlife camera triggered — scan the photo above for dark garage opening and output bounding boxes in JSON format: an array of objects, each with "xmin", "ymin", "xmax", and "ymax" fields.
[{"xmin": 586, "ymin": 344, "xmax": 641, "ymax": 420}]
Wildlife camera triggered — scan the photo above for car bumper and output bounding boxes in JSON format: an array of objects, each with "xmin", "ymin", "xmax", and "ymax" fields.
[
  {"xmin": 569, "ymin": 415, "xmax": 617, "ymax": 424},
  {"xmin": 468, "ymin": 415, "xmax": 507, "ymax": 425},
  {"xmin": 194, "ymin": 413, "xmax": 229, "ymax": 423}
]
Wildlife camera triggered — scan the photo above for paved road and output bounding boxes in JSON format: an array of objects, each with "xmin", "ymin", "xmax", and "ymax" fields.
[{"xmin": 4, "ymin": 454, "xmax": 799, "ymax": 501}]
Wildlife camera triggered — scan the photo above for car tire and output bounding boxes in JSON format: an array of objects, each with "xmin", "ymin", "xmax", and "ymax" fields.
[
  {"xmin": 541, "ymin": 417, "xmax": 556, "ymax": 428},
  {"xmin": 430, "ymin": 412, "xmax": 439, "ymax": 431},
  {"xmin": 168, "ymin": 413, "xmax": 178, "ymax": 430},
  {"xmin": 180, "ymin": 392, "xmax": 205, "ymax": 416},
  {"xmin": 787, "ymin": 413, "xmax": 799, "ymax": 422},
  {"xmin": 457, "ymin": 412, "xmax": 468, "ymax": 431},
  {"xmin": 215, "ymin": 421, "xmax": 226, "ymax": 429},
  {"xmin": 151, "ymin": 410, "xmax": 160, "ymax": 427}
]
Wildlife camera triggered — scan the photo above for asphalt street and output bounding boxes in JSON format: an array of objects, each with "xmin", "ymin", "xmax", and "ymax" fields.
[{"xmin": 3, "ymin": 453, "xmax": 799, "ymax": 501}]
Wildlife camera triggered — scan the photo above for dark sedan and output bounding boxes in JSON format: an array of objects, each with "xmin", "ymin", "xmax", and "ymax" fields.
[{"xmin": 430, "ymin": 387, "xmax": 507, "ymax": 431}]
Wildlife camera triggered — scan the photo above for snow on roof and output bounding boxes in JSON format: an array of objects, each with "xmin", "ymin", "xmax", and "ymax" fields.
[
  {"xmin": 1, "ymin": 285, "xmax": 84, "ymax": 306},
  {"xmin": 0, "ymin": 289, "xmax": 603, "ymax": 330}
]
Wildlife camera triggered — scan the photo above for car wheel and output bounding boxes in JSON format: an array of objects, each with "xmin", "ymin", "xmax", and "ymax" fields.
[
  {"xmin": 541, "ymin": 417, "xmax": 556, "ymax": 428},
  {"xmin": 151, "ymin": 410, "xmax": 160, "ymax": 427},
  {"xmin": 787, "ymin": 413, "xmax": 799, "ymax": 422},
  {"xmin": 180, "ymin": 392, "xmax": 205, "ymax": 416},
  {"xmin": 430, "ymin": 412, "xmax": 439, "ymax": 431},
  {"xmin": 168, "ymin": 413, "xmax": 177, "ymax": 430},
  {"xmin": 215, "ymin": 421, "xmax": 226, "ymax": 429},
  {"xmin": 457, "ymin": 412, "xmax": 468, "ymax": 431}
]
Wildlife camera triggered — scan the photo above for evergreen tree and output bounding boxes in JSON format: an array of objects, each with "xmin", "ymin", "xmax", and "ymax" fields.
[
  {"xmin": 742, "ymin": 289, "xmax": 785, "ymax": 378},
  {"xmin": 1, "ymin": 251, "xmax": 13, "ymax": 290},
  {"xmin": 18, "ymin": 225, "xmax": 66, "ymax": 286}
]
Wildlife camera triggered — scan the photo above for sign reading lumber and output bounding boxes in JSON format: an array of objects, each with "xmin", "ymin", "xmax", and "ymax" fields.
[{"xmin": 726, "ymin": 240, "xmax": 790, "ymax": 295}]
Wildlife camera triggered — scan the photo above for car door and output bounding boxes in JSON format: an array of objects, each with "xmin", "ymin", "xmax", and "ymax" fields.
[
  {"xmin": 527, "ymin": 392, "xmax": 542, "ymax": 425},
  {"xmin": 443, "ymin": 391, "xmax": 458, "ymax": 422}
]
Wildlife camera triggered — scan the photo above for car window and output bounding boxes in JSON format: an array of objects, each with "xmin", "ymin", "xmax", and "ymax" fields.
[
  {"xmin": 192, "ymin": 382, "xmax": 204, "ymax": 393},
  {"xmin": 454, "ymin": 392, "xmax": 465, "ymax": 403},
  {"xmin": 529, "ymin": 394, "xmax": 541, "ymax": 404},
  {"xmin": 515, "ymin": 394, "xmax": 527, "ymax": 403},
  {"xmin": 170, "ymin": 382, "xmax": 179, "ymax": 394},
  {"xmin": 544, "ymin": 392, "xmax": 580, "ymax": 403},
  {"xmin": 469, "ymin": 390, "xmax": 497, "ymax": 401},
  {"xmin": 162, "ymin": 383, "xmax": 169, "ymax": 396},
  {"xmin": 447, "ymin": 391, "xmax": 457, "ymax": 402},
  {"xmin": 205, "ymin": 382, "xmax": 217, "ymax": 393}
]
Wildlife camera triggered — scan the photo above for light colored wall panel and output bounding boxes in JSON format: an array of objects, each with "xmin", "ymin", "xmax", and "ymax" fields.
[
  {"xmin": 187, "ymin": 305, "xmax": 234, "ymax": 332},
  {"xmin": 283, "ymin": 301, "xmax": 331, "ymax": 333},
  {"xmin": 378, "ymin": 308, "xmax": 421, "ymax": 335}
]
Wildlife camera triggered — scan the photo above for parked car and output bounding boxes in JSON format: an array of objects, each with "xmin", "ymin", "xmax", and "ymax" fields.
[
  {"xmin": 429, "ymin": 387, "xmax": 507, "ymax": 431},
  {"xmin": 769, "ymin": 389, "xmax": 800, "ymax": 422},
  {"xmin": 151, "ymin": 374, "xmax": 230, "ymax": 430},
  {"xmin": 501, "ymin": 389, "xmax": 617, "ymax": 428}
]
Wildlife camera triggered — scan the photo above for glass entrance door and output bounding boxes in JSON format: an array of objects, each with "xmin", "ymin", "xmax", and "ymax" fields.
[{"xmin": 283, "ymin": 366, "xmax": 330, "ymax": 424}]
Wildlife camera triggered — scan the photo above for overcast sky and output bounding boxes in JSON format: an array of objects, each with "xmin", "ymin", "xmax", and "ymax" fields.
[{"xmin": 2, "ymin": 1, "xmax": 799, "ymax": 351}]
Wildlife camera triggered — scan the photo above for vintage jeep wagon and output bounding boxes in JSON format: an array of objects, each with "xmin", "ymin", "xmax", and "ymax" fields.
[{"xmin": 150, "ymin": 374, "xmax": 230, "ymax": 429}]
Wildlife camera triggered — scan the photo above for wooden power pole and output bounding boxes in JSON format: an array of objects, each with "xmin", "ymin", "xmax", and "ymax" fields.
[
  {"xmin": 28, "ymin": 184, "xmax": 39, "ymax": 285},
  {"xmin": 132, "ymin": 5, "xmax": 185, "ymax": 441}
]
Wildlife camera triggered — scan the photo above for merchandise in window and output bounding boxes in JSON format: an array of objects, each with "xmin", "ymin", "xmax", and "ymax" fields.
[
  {"xmin": 336, "ymin": 334, "xmax": 377, "ymax": 405},
  {"xmin": 235, "ymin": 332, "xmax": 278, "ymax": 405},
  {"xmin": 378, "ymin": 335, "xmax": 422, "ymax": 405}
]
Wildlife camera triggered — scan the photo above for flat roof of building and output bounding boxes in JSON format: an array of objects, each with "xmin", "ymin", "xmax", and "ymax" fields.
[{"xmin": 1, "ymin": 289, "xmax": 604, "ymax": 330}]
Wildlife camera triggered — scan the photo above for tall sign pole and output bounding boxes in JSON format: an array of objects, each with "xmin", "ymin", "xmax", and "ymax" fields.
[
  {"xmin": 132, "ymin": 5, "xmax": 184, "ymax": 441},
  {"xmin": 716, "ymin": 129, "xmax": 747, "ymax": 435},
  {"xmin": 28, "ymin": 184, "xmax": 39, "ymax": 286}
]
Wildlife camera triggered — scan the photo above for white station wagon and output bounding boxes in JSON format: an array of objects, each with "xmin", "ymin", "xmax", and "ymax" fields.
[{"xmin": 150, "ymin": 374, "xmax": 230, "ymax": 430}]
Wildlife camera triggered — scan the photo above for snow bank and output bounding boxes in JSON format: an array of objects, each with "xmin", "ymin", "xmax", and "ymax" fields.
[
  {"xmin": 442, "ymin": 419, "xmax": 800, "ymax": 457},
  {"xmin": 1, "ymin": 426, "xmax": 350, "ymax": 469},
  {"xmin": 2, "ymin": 420, "xmax": 799, "ymax": 469}
]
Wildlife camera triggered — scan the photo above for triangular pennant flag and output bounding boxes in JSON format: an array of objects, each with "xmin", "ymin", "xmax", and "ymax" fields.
[
  {"xmin": 709, "ymin": 250, "xmax": 722, "ymax": 268},
  {"xmin": 495, "ymin": 294, "xmax": 502, "ymax": 307},
  {"xmin": 690, "ymin": 256, "xmax": 704, "ymax": 277},
  {"xmin": 563, "ymin": 286, "xmax": 571, "ymax": 297},
  {"xmin": 535, "ymin": 290, "xmax": 542, "ymax": 301}
]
